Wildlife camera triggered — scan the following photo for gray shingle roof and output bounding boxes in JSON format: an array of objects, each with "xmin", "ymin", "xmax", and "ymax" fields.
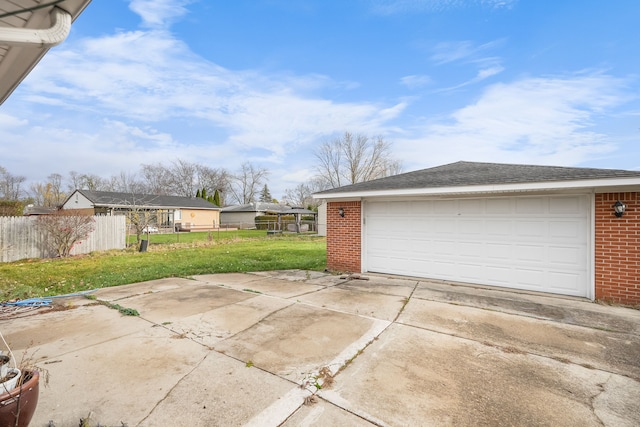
[
  {"xmin": 221, "ymin": 202, "xmax": 287, "ymax": 213},
  {"xmin": 77, "ymin": 190, "xmax": 219, "ymax": 210},
  {"xmin": 315, "ymin": 161, "xmax": 640, "ymax": 195}
]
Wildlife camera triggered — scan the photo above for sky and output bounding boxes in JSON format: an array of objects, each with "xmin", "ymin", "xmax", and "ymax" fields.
[{"xmin": 1, "ymin": 0, "xmax": 639, "ymax": 200}]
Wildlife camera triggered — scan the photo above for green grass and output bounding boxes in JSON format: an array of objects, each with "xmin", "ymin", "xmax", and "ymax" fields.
[
  {"xmin": 0, "ymin": 234, "xmax": 326, "ymax": 301},
  {"xmin": 129, "ymin": 229, "xmax": 269, "ymax": 245}
]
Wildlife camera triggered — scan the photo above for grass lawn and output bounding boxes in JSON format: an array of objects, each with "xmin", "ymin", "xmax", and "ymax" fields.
[
  {"xmin": 128, "ymin": 229, "xmax": 270, "ymax": 245},
  {"xmin": 0, "ymin": 234, "xmax": 326, "ymax": 302}
]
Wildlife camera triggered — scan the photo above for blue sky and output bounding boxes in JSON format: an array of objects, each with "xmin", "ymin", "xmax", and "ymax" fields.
[{"xmin": 1, "ymin": 0, "xmax": 639, "ymax": 199}]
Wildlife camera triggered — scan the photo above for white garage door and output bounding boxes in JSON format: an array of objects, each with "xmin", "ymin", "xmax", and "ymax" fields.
[{"xmin": 365, "ymin": 195, "xmax": 590, "ymax": 297}]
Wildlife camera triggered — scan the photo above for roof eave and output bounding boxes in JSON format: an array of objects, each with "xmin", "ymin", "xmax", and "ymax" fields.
[{"xmin": 314, "ymin": 177, "xmax": 640, "ymax": 200}]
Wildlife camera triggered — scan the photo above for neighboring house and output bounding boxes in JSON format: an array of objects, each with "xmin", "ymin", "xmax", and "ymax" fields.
[
  {"xmin": 0, "ymin": 0, "xmax": 92, "ymax": 105},
  {"xmin": 62, "ymin": 190, "xmax": 221, "ymax": 231},
  {"xmin": 314, "ymin": 161, "xmax": 640, "ymax": 306},
  {"xmin": 220, "ymin": 202, "xmax": 289, "ymax": 227}
]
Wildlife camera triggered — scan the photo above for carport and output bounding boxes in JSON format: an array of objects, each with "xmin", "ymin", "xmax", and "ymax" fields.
[{"xmin": 276, "ymin": 207, "xmax": 317, "ymax": 233}]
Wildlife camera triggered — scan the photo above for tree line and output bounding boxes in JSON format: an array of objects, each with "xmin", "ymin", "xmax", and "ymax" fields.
[{"xmin": 1, "ymin": 132, "xmax": 402, "ymax": 213}]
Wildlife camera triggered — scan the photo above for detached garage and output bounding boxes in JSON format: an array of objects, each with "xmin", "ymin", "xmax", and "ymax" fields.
[{"xmin": 315, "ymin": 162, "xmax": 640, "ymax": 306}]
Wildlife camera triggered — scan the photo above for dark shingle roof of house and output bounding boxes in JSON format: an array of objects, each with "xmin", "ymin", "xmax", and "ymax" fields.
[
  {"xmin": 315, "ymin": 161, "xmax": 640, "ymax": 195},
  {"xmin": 77, "ymin": 190, "xmax": 219, "ymax": 210}
]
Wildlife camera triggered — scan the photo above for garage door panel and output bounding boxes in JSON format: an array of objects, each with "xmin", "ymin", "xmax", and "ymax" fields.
[
  {"xmin": 485, "ymin": 243, "xmax": 511, "ymax": 260},
  {"xmin": 459, "ymin": 241, "xmax": 484, "ymax": 257},
  {"xmin": 365, "ymin": 196, "xmax": 590, "ymax": 297},
  {"xmin": 434, "ymin": 200, "xmax": 457, "ymax": 214},
  {"xmin": 433, "ymin": 218, "xmax": 456, "ymax": 234},
  {"xmin": 486, "ymin": 198, "xmax": 511, "ymax": 213},
  {"xmin": 486, "ymin": 266, "xmax": 513, "ymax": 284},
  {"xmin": 459, "ymin": 199, "xmax": 483, "ymax": 213},
  {"xmin": 458, "ymin": 263, "xmax": 486, "ymax": 281},
  {"xmin": 549, "ymin": 195, "xmax": 582, "ymax": 213},
  {"xmin": 516, "ymin": 221, "xmax": 547, "ymax": 238},
  {"xmin": 459, "ymin": 220, "xmax": 483, "ymax": 234},
  {"xmin": 548, "ymin": 271, "xmax": 583, "ymax": 294},
  {"xmin": 486, "ymin": 220, "xmax": 512, "ymax": 236},
  {"xmin": 549, "ymin": 246, "xmax": 582, "ymax": 266},
  {"xmin": 549, "ymin": 221, "xmax": 582, "ymax": 240},
  {"xmin": 516, "ymin": 197, "xmax": 545, "ymax": 214},
  {"xmin": 514, "ymin": 269, "xmax": 545, "ymax": 288},
  {"xmin": 515, "ymin": 245, "xmax": 546, "ymax": 262}
]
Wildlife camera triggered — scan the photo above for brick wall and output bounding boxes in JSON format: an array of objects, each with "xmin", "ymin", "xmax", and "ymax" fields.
[
  {"xmin": 326, "ymin": 201, "xmax": 362, "ymax": 273},
  {"xmin": 594, "ymin": 192, "xmax": 640, "ymax": 306}
]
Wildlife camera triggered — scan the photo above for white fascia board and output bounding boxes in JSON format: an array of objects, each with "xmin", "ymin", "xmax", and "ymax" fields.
[{"xmin": 314, "ymin": 177, "xmax": 640, "ymax": 200}]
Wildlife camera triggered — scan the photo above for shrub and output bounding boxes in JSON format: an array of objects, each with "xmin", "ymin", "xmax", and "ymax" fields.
[{"xmin": 35, "ymin": 210, "xmax": 95, "ymax": 257}]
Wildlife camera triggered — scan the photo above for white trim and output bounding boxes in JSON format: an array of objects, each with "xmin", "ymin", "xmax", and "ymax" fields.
[
  {"xmin": 588, "ymin": 192, "xmax": 595, "ymax": 300},
  {"xmin": 316, "ymin": 177, "xmax": 640, "ymax": 200}
]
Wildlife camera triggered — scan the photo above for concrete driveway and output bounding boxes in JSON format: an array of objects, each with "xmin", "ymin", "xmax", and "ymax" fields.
[{"xmin": 2, "ymin": 270, "xmax": 639, "ymax": 426}]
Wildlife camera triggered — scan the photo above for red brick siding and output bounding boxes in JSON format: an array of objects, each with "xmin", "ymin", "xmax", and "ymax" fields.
[
  {"xmin": 595, "ymin": 192, "xmax": 640, "ymax": 306},
  {"xmin": 326, "ymin": 201, "xmax": 362, "ymax": 273}
]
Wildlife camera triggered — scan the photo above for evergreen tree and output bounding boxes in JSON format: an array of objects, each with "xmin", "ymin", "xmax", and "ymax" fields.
[
  {"xmin": 201, "ymin": 187, "xmax": 207, "ymax": 199},
  {"xmin": 259, "ymin": 184, "xmax": 272, "ymax": 203},
  {"xmin": 196, "ymin": 189, "xmax": 201, "ymax": 198},
  {"xmin": 213, "ymin": 189, "xmax": 221, "ymax": 206}
]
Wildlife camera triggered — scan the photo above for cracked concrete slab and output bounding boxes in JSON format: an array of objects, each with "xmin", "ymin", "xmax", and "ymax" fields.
[
  {"xmin": 1, "ymin": 304, "xmax": 150, "ymax": 357},
  {"xmin": 413, "ymin": 279, "xmax": 640, "ymax": 335},
  {"xmin": 119, "ymin": 284, "xmax": 256, "ymax": 323},
  {"xmin": 281, "ymin": 399, "xmax": 376, "ymax": 426},
  {"xmin": 161, "ymin": 295, "xmax": 295, "ymax": 347},
  {"xmin": 3, "ymin": 271, "xmax": 638, "ymax": 427},
  {"xmin": 321, "ymin": 323, "xmax": 640, "ymax": 426},
  {"xmin": 296, "ymin": 287, "xmax": 408, "ymax": 321},
  {"xmin": 213, "ymin": 303, "xmax": 388, "ymax": 383},
  {"xmin": 92, "ymin": 277, "xmax": 196, "ymax": 302},
  {"xmin": 31, "ymin": 318, "xmax": 208, "ymax": 426},
  {"xmin": 194, "ymin": 273, "xmax": 326, "ymax": 298},
  {"xmin": 141, "ymin": 350, "xmax": 303, "ymax": 427},
  {"xmin": 399, "ymin": 298, "xmax": 640, "ymax": 379},
  {"xmin": 335, "ymin": 278, "xmax": 416, "ymax": 298}
]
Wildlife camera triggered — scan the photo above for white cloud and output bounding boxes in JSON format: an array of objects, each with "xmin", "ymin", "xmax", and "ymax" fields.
[
  {"xmin": 394, "ymin": 73, "xmax": 626, "ymax": 168},
  {"xmin": 438, "ymin": 65, "xmax": 505, "ymax": 91},
  {"xmin": 400, "ymin": 74, "xmax": 433, "ymax": 89},
  {"xmin": 129, "ymin": 0, "xmax": 193, "ymax": 29},
  {"xmin": 370, "ymin": 0, "xmax": 517, "ymax": 15},
  {"xmin": 0, "ymin": 113, "xmax": 28, "ymax": 128},
  {"xmin": 430, "ymin": 39, "xmax": 505, "ymax": 65}
]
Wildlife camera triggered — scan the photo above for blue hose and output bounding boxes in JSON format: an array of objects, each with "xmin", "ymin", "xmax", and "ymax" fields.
[{"xmin": 1, "ymin": 289, "xmax": 97, "ymax": 307}]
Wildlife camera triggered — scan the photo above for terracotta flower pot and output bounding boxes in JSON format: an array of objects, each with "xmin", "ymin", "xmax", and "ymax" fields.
[{"xmin": 0, "ymin": 370, "xmax": 39, "ymax": 427}]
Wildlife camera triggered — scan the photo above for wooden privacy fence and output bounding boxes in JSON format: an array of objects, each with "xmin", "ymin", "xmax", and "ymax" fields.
[{"xmin": 0, "ymin": 215, "xmax": 126, "ymax": 263}]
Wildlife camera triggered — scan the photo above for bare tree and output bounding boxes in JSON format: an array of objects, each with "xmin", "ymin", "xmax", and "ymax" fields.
[
  {"xmin": 107, "ymin": 171, "xmax": 145, "ymax": 194},
  {"xmin": 36, "ymin": 210, "xmax": 95, "ymax": 257},
  {"xmin": 313, "ymin": 132, "xmax": 402, "ymax": 189},
  {"xmin": 283, "ymin": 180, "xmax": 325, "ymax": 209},
  {"xmin": 197, "ymin": 165, "xmax": 231, "ymax": 204},
  {"xmin": 30, "ymin": 173, "xmax": 66, "ymax": 207},
  {"xmin": 228, "ymin": 162, "xmax": 269, "ymax": 205},
  {"xmin": 166, "ymin": 159, "xmax": 199, "ymax": 197},
  {"xmin": 139, "ymin": 163, "xmax": 172, "ymax": 195},
  {"xmin": 0, "ymin": 165, "xmax": 26, "ymax": 200},
  {"xmin": 67, "ymin": 171, "xmax": 107, "ymax": 192}
]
